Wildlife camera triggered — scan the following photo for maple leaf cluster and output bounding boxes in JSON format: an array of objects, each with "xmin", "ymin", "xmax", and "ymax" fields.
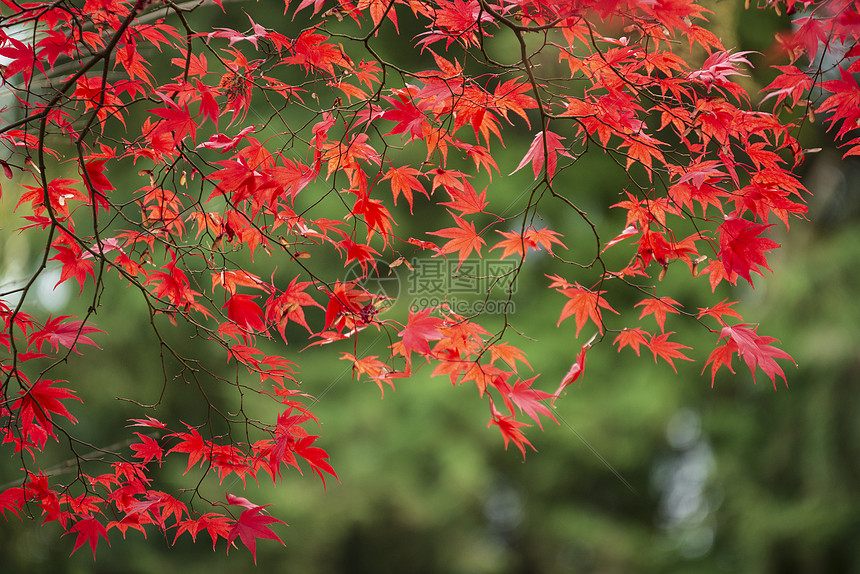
[{"xmin": 0, "ymin": 0, "xmax": 853, "ymax": 560}]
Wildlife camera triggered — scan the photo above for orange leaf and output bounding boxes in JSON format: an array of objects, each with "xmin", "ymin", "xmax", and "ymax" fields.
[
  {"xmin": 428, "ymin": 213, "xmax": 486, "ymax": 268},
  {"xmin": 646, "ymin": 332, "xmax": 693, "ymax": 373},
  {"xmin": 634, "ymin": 296, "xmax": 681, "ymax": 332},
  {"xmin": 554, "ymin": 283, "xmax": 618, "ymax": 337}
]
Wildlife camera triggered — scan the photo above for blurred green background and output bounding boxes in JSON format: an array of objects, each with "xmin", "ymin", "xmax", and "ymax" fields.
[{"xmin": 1, "ymin": 1, "xmax": 859, "ymax": 572}]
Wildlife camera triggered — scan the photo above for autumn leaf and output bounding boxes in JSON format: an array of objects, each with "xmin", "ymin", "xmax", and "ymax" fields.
[
  {"xmin": 130, "ymin": 433, "xmax": 164, "ymax": 466},
  {"xmin": 439, "ymin": 181, "xmax": 488, "ymax": 215},
  {"xmin": 212, "ymin": 270, "xmax": 268, "ymax": 295},
  {"xmin": 382, "ymin": 165, "xmax": 428, "ymax": 213},
  {"xmin": 646, "ymin": 332, "xmax": 693, "ymax": 373},
  {"xmin": 126, "ymin": 415, "xmax": 168, "ymax": 430},
  {"xmin": 0, "ymin": 487, "xmax": 25, "ymax": 519},
  {"xmin": 488, "ymin": 342, "xmax": 531, "ymax": 370},
  {"xmin": 293, "ymin": 435, "xmax": 338, "ymax": 486},
  {"xmin": 620, "ymin": 134, "xmax": 665, "ymax": 179},
  {"xmin": 175, "ymin": 513, "xmax": 232, "ymax": 550},
  {"xmin": 511, "ymin": 129, "xmax": 572, "ymax": 180},
  {"xmin": 382, "ymin": 90, "xmax": 430, "ymax": 141},
  {"xmin": 397, "ymin": 308, "xmax": 444, "ymax": 357},
  {"xmin": 697, "ymin": 299, "xmax": 742, "ymax": 325},
  {"xmin": 167, "ymin": 426, "xmax": 208, "ymax": 474},
  {"xmin": 149, "ymin": 102, "xmax": 198, "ymax": 146},
  {"xmin": 702, "ymin": 339, "xmax": 737, "ymax": 387},
  {"xmin": 634, "ymin": 296, "xmax": 681, "ymax": 333},
  {"xmin": 14, "ymin": 379, "xmax": 81, "ymax": 438},
  {"xmin": 341, "ymin": 353, "xmax": 395, "ymax": 397},
  {"xmin": 67, "ymin": 516, "xmax": 110, "ymax": 559},
  {"xmin": 760, "ymin": 65, "xmax": 812, "ymax": 109},
  {"xmin": 613, "ymin": 328, "xmax": 649, "ymax": 356},
  {"xmin": 554, "ymin": 282, "xmax": 618, "ymax": 337},
  {"xmin": 492, "ymin": 226, "xmax": 565, "ymax": 258},
  {"xmin": 688, "ymin": 50, "xmax": 753, "ymax": 89},
  {"xmin": 602, "ymin": 223, "xmax": 639, "ymax": 252},
  {"xmin": 265, "ymin": 276, "xmax": 322, "ymax": 338},
  {"xmin": 488, "ymin": 400, "xmax": 534, "ymax": 459},
  {"xmin": 50, "ymin": 245, "xmax": 95, "ymax": 294},
  {"xmin": 494, "ymin": 376, "xmax": 556, "ymax": 429},
  {"xmin": 0, "ymin": 34, "xmax": 45, "ymax": 85},
  {"xmin": 29, "ymin": 315, "xmax": 104, "ymax": 354},
  {"xmin": 428, "ymin": 212, "xmax": 486, "ymax": 268},
  {"xmin": 705, "ymin": 324, "xmax": 795, "ymax": 389},
  {"xmin": 553, "ymin": 341, "xmax": 590, "ymax": 402},
  {"xmin": 718, "ymin": 214, "xmax": 779, "ymax": 286},
  {"xmin": 225, "ymin": 505, "xmax": 285, "ymax": 564},
  {"xmin": 223, "ymin": 294, "xmax": 267, "ymax": 333}
]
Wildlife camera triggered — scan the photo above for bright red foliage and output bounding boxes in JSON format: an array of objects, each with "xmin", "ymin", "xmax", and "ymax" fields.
[{"xmin": 0, "ymin": 0, "xmax": 851, "ymax": 561}]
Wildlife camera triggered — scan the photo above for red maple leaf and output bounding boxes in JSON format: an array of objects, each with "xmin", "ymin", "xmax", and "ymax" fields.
[
  {"xmin": 492, "ymin": 77, "xmax": 537, "ymax": 125},
  {"xmin": 760, "ymin": 65, "xmax": 813, "ymax": 109},
  {"xmin": 602, "ymin": 223, "xmax": 640, "ymax": 252},
  {"xmin": 197, "ymin": 126, "xmax": 256, "ymax": 152},
  {"xmin": 382, "ymin": 165, "xmax": 428, "ymax": 213},
  {"xmin": 167, "ymin": 426, "xmax": 208, "ymax": 474},
  {"xmin": 0, "ymin": 486, "xmax": 25, "ymax": 519},
  {"xmin": 705, "ymin": 324, "xmax": 795, "ymax": 389},
  {"xmin": 494, "ymin": 375, "xmax": 556, "ymax": 429},
  {"xmin": 265, "ymin": 276, "xmax": 322, "ymax": 338},
  {"xmin": 613, "ymin": 327, "xmax": 649, "ymax": 356},
  {"xmin": 646, "ymin": 332, "xmax": 693, "ymax": 373},
  {"xmin": 428, "ymin": 212, "xmax": 486, "ymax": 268},
  {"xmin": 702, "ymin": 339, "xmax": 737, "ymax": 386},
  {"xmin": 488, "ymin": 342, "xmax": 531, "ymax": 370},
  {"xmin": 488, "ymin": 400, "xmax": 534, "ymax": 459},
  {"xmin": 492, "ymin": 226, "xmax": 565, "ymax": 258},
  {"xmin": 50, "ymin": 245, "xmax": 95, "ymax": 294},
  {"xmin": 226, "ymin": 505, "xmax": 285, "ymax": 564},
  {"xmin": 14, "ymin": 379, "xmax": 81, "ymax": 439},
  {"xmin": 67, "ymin": 516, "xmax": 110, "ymax": 559},
  {"xmin": 342, "ymin": 353, "xmax": 396, "ymax": 397},
  {"xmin": 293, "ymin": 435, "xmax": 338, "ymax": 486},
  {"xmin": 511, "ymin": 129, "xmax": 572, "ymax": 179},
  {"xmin": 29, "ymin": 315, "xmax": 104, "ymax": 354},
  {"xmin": 397, "ymin": 308, "xmax": 444, "ymax": 357},
  {"xmin": 0, "ymin": 34, "xmax": 45, "ymax": 85},
  {"xmin": 129, "ymin": 433, "xmax": 163, "ymax": 466},
  {"xmin": 553, "ymin": 342, "xmax": 590, "ymax": 402},
  {"xmin": 149, "ymin": 102, "xmax": 198, "ymax": 146},
  {"xmin": 718, "ymin": 214, "xmax": 779, "ymax": 286},
  {"xmin": 266, "ymin": 158, "xmax": 316, "ymax": 202},
  {"xmin": 175, "ymin": 513, "xmax": 232, "ymax": 549},
  {"xmin": 697, "ymin": 299, "xmax": 742, "ymax": 325},
  {"xmin": 688, "ymin": 50, "xmax": 753, "ymax": 89},
  {"xmin": 819, "ymin": 65, "xmax": 860, "ymax": 140},
  {"xmin": 126, "ymin": 415, "xmax": 168, "ymax": 429},
  {"xmin": 554, "ymin": 282, "xmax": 618, "ymax": 337},
  {"xmin": 439, "ymin": 180, "xmax": 488, "ymax": 215},
  {"xmin": 382, "ymin": 89, "xmax": 430, "ymax": 141},
  {"xmin": 223, "ymin": 294, "xmax": 266, "ymax": 333},
  {"xmin": 635, "ymin": 296, "xmax": 681, "ymax": 333},
  {"xmin": 283, "ymin": 28, "xmax": 350, "ymax": 76}
]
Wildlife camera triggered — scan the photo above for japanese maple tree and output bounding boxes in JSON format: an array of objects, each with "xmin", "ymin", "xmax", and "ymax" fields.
[{"xmin": 0, "ymin": 0, "xmax": 855, "ymax": 560}]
